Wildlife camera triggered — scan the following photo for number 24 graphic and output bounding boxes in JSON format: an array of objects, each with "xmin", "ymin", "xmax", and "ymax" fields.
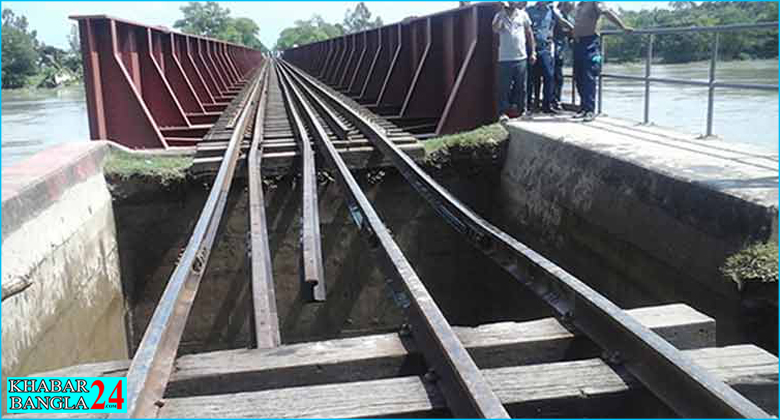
[{"xmin": 90, "ymin": 380, "xmax": 124, "ymax": 410}]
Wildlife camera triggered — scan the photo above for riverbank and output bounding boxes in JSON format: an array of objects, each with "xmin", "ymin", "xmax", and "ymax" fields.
[{"xmin": 1, "ymin": 81, "xmax": 84, "ymax": 95}]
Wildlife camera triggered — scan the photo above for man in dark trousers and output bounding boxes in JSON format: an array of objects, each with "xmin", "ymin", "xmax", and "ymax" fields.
[
  {"xmin": 552, "ymin": 1, "xmax": 575, "ymax": 110},
  {"xmin": 526, "ymin": 1, "xmax": 573, "ymax": 115},
  {"xmin": 493, "ymin": 1, "xmax": 536, "ymax": 121},
  {"xmin": 572, "ymin": 2, "xmax": 632, "ymax": 122}
]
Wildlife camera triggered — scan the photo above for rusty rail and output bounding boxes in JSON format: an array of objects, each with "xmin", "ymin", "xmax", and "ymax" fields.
[
  {"xmin": 275, "ymin": 65, "xmax": 326, "ymax": 302},
  {"xmin": 115, "ymin": 63, "xmax": 266, "ymax": 418},
  {"xmin": 276, "ymin": 61, "xmax": 509, "ymax": 418},
  {"xmin": 71, "ymin": 15, "xmax": 263, "ymax": 149},
  {"xmin": 247, "ymin": 67, "xmax": 281, "ymax": 348},
  {"xmin": 279, "ymin": 59, "xmax": 770, "ymax": 419}
]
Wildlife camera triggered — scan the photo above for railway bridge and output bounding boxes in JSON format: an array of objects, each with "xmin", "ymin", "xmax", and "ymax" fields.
[{"xmin": 2, "ymin": 5, "xmax": 778, "ymax": 419}]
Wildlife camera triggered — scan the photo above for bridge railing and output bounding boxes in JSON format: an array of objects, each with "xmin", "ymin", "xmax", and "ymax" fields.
[
  {"xmin": 594, "ymin": 21, "xmax": 778, "ymax": 137},
  {"xmin": 71, "ymin": 15, "xmax": 264, "ymax": 149}
]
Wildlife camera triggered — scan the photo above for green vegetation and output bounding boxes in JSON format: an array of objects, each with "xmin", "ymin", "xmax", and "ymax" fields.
[
  {"xmin": 604, "ymin": 2, "xmax": 779, "ymax": 64},
  {"xmin": 274, "ymin": 2, "xmax": 382, "ymax": 50},
  {"xmin": 104, "ymin": 151, "xmax": 193, "ymax": 184},
  {"xmin": 342, "ymin": 3, "xmax": 383, "ymax": 34},
  {"xmin": 424, "ymin": 123, "xmax": 509, "ymax": 158},
  {"xmin": 275, "ymin": 16, "xmax": 344, "ymax": 51},
  {"xmin": 174, "ymin": 2, "xmax": 267, "ymax": 52},
  {"xmin": 2, "ymin": 9, "xmax": 81, "ymax": 89},
  {"xmin": 721, "ymin": 242, "xmax": 779, "ymax": 290}
]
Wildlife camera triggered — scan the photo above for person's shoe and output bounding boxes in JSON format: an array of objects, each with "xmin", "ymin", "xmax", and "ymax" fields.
[
  {"xmin": 582, "ymin": 111, "xmax": 596, "ymax": 122},
  {"xmin": 499, "ymin": 114, "xmax": 510, "ymax": 123},
  {"xmin": 572, "ymin": 110, "xmax": 587, "ymax": 119},
  {"xmin": 542, "ymin": 107, "xmax": 560, "ymax": 115},
  {"xmin": 551, "ymin": 103, "xmax": 563, "ymax": 111}
]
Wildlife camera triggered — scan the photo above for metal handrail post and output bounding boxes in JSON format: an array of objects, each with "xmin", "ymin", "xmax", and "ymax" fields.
[
  {"xmin": 706, "ymin": 33, "xmax": 719, "ymax": 137},
  {"xmin": 643, "ymin": 34, "xmax": 654, "ymax": 124}
]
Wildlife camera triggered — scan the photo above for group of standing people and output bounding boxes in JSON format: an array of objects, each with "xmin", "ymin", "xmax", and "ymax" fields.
[{"xmin": 493, "ymin": 1, "xmax": 632, "ymax": 123}]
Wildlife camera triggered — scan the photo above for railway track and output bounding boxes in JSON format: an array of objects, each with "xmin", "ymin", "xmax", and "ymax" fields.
[{"xmin": 114, "ymin": 59, "xmax": 771, "ymax": 418}]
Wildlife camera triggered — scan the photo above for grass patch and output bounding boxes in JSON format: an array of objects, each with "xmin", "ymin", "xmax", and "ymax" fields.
[
  {"xmin": 423, "ymin": 123, "xmax": 508, "ymax": 158},
  {"xmin": 721, "ymin": 242, "xmax": 779, "ymax": 290},
  {"xmin": 104, "ymin": 150, "xmax": 192, "ymax": 184}
]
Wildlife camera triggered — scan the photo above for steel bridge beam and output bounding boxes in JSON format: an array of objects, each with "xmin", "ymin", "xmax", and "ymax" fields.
[{"xmin": 71, "ymin": 15, "xmax": 263, "ymax": 149}]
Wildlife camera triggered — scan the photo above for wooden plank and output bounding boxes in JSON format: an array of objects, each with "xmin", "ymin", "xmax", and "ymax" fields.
[
  {"xmin": 189, "ymin": 143, "xmax": 425, "ymax": 176},
  {"xmin": 22, "ymin": 304, "xmax": 713, "ymax": 398},
  {"xmin": 167, "ymin": 304, "xmax": 714, "ymax": 397},
  {"xmin": 158, "ymin": 345, "xmax": 778, "ymax": 419}
]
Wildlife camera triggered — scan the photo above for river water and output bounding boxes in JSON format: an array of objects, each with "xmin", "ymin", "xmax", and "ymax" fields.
[
  {"xmin": 563, "ymin": 59, "xmax": 779, "ymax": 152},
  {"xmin": 2, "ymin": 86, "xmax": 89, "ymax": 168},
  {"xmin": 1, "ymin": 60, "xmax": 778, "ymax": 168}
]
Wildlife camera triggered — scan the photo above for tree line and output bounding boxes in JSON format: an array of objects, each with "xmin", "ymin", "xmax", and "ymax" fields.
[
  {"xmin": 275, "ymin": 2, "xmax": 383, "ymax": 51},
  {"xmin": 2, "ymin": 9, "xmax": 81, "ymax": 89},
  {"xmin": 0, "ymin": 2, "xmax": 269, "ymax": 90},
  {"xmin": 173, "ymin": 2, "xmax": 267, "ymax": 52},
  {"xmin": 1, "ymin": 2, "xmax": 381, "ymax": 89},
  {"xmin": 603, "ymin": 1, "xmax": 778, "ymax": 64}
]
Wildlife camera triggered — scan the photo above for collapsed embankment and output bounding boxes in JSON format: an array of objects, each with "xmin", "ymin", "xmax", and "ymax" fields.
[
  {"xmin": 3, "ymin": 121, "xmax": 775, "ymax": 384},
  {"xmin": 110, "ymin": 127, "xmax": 551, "ymax": 353}
]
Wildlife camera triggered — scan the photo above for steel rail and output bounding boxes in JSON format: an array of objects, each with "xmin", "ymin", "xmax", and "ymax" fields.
[
  {"xmin": 282, "ymin": 65, "xmax": 352, "ymax": 144},
  {"xmin": 274, "ymin": 63, "xmax": 326, "ymax": 301},
  {"xmin": 280, "ymin": 59, "xmax": 770, "ymax": 419},
  {"xmin": 275, "ymin": 61, "xmax": 510, "ymax": 419},
  {"xmin": 116, "ymin": 64, "xmax": 266, "ymax": 419},
  {"xmin": 247, "ymin": 65, "xmax": 281, "ymax": 348}
]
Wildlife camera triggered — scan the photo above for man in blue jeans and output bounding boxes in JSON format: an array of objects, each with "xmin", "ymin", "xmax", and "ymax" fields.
[
  {"xmin": 572, "ymin": 2, "xmax": 632, "ymax": 122},
  {"xmin": 552, "ymin": 1, "xmax": 575, "ymax": 110},
  {"xmin": 493, "ymin": 1, "xmax": 536, "ymax": 122},
  {"xmin": 526, "ymin": 1, "xmax": 573, "ymax": 115}
]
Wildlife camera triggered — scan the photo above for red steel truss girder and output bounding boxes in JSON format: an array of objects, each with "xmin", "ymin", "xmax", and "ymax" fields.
[
  {"xmin": 72, "ymin": 15, "xmax": 262, "ymax": 149},
  {"xmin": 349, "ymin": 30, "xmax": 376, "ymax": 96},
  {"xmin": 283, "ymin": 3, "xmax": 499, "ymax": 136},
  {"xmin": 337, "ymin": 33, "xmax": 359, "ymax": 89}
]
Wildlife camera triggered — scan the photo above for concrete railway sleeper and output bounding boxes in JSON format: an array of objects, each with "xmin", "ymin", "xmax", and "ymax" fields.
[{"xmin": 276, "ymin": 59, "xmax": 770, "ymax": 419}]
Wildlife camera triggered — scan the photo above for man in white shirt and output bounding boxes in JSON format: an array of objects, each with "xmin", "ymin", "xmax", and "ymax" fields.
[{"xmin": 493, "ymin": 1, "xmax": 536, "ymax": 121}]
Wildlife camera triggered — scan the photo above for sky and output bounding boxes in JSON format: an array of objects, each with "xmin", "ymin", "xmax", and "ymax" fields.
[{"xmin": 4, "ymin": 1, "xmax": 670, "ymax": 50}]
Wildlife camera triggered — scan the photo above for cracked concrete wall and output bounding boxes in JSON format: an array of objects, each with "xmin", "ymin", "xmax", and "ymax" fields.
[{"xmin": 1, "ymin": 142, "xmax": 128, "ymax": 410}]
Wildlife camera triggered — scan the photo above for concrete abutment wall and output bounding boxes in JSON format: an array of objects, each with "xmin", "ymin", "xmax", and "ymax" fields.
[
  {"xmin": 496, "ymin": 118, "xmax": 778, "ymax": 351},
  {"xmin": 1, "ymin": 142, "xmax": 128, "ymax": 409}
]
